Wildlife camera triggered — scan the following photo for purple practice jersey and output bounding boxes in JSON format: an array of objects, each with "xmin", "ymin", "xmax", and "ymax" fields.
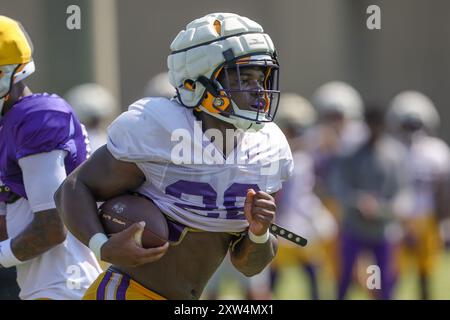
[{"xmin": 0, "ymin": 93, "xmax": 88, "ymax": 202}]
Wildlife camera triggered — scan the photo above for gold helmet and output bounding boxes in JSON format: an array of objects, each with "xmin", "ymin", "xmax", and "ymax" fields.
[{"xmin": 0, "ymin": 16, "xmax": 35, "ymax": 115}]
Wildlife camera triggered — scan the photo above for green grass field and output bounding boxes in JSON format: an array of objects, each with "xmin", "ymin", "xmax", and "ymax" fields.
[{"xmin": 215, "ymin": 251, "xmax": 450, "ymax": 300}]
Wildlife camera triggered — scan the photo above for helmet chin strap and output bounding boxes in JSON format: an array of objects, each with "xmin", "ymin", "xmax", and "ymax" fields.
[
  {"xmin": 196, "ymin": 79, "xmax": 266, "ymax": 131},
  {"xmin": 0, "ymin": 99, "xmax": 5, "ymax": 117},
  {"xmin": 0, "ymin": 95, "xmax": 8, "ymax": 120},
  {"xmin": 229, "ymin": 99, "xmax": 267, "ymax": 129},
  {"xmin": 198, "ymin": 100, "xmax": 265, "ymax": 131}
]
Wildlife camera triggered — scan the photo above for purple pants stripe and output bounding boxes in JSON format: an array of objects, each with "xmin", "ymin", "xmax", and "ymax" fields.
[
  {"xmin": 337, "ymin": 230, "xmax": 395, "ymax": 300},
  {"xmin": 96, "ymin": 270, "xmax": 113, "ymax": 300},
  {"xmin": 116, "ymin": 274, "xmax": 130, "ymax": 300}
]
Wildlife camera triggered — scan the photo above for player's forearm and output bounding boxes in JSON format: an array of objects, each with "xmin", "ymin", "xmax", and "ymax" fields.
[
  {"xmin": 10, "ymin": 209, "xmax": 66, "ymax": 261},
  {"xmin": 54, "ymin": 174, "xmax": 105, "ymax": 247},
  {"xmin": 230, "ymin": 233, "xmax": 277, "ymax": 277}
]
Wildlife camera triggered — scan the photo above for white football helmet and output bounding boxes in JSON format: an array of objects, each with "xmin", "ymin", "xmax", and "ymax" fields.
[
  {"xmin": 167, "ymin": 13, "xmax": 280, "ymax": 131},
  {"xmin": 387, "ymin": 90, "xmax": 440, "ymax": 133},
  {"xmin": 64, "ymin": 83, "xmax": 118, "ymax": 126},
  {"xmin": 275, "ymin": 93, "xmax": 317, "ymax": 131},
  {"xmin": 144, "ymin": 72, "xmax": 177, "ymax": 98},
  {"xmin": 311, "ymin": 81, "xmax": 364, "ymax": 120}
]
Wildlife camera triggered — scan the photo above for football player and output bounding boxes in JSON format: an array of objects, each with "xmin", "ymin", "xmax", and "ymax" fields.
[
  {"xmin": 333, "ymin": 107, "xmax": 404, "ymax": 300},
  {"xmin": 65, "ymin": 83, "xmax": 119, "ymax": 152},
  {"xmin": 0, "ymin": 15, "xmax": 102, "ymax": 299},
  {"xmin": 55, "ymin": 13, "xmax": 293, "ymax": 300},
  {"xmin": 143, "ymin": 72, "xmax": 177, "ymax": 99},
  {"xmin": 271, "ymin": 93, "xmax": 338, "ymax": 300},
  {"xmin": 306, "ymin": 81, "xmax": 368, "ymax": 281},
  {"xmin": 388, "ymin": 91, "xmax": 450, "ymax": 300}
]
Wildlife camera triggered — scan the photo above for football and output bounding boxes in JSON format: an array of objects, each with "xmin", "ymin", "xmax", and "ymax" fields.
[{"xmin": 98, "ymin": 194, "xmax": 169, "ymax": 248}]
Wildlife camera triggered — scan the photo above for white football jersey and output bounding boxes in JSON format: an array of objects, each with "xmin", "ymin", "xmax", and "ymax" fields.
[
  {"xmin": 394, "ymin": 134, "xmax": 450, "ymax": 218},
  {"xmin": 107, "ymin": 98, "xmax": 294, "ymax": 232},
  {"xmin": 276, "ymin": 151, "xmax": 337, "ymax": 242},
  {"xmin": 4, "ymin": 198, "xmax": 102, "ymax": 300},
  {"xmin": 406, "ymin": 135, "xmax": 450, "ymax": 216}
]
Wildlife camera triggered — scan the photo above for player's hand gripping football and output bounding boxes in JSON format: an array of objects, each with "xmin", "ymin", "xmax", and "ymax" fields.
[
  {"xmin": 101, "ymin": 222, "xmax": 169, "ymax": 267},
  {"xmin": 244, "ymin": 189, "xmax": 276, "ymax": 236}
]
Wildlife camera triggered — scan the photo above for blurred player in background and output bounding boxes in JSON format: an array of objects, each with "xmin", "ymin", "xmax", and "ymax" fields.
[
  {"xmin": 203, "ymin": 254, "xmax": 263, "ymax": 300},
  {"xmin": 65, "ymin": 83, "xmax": 119, "ymax": 152},
  {"xmin": 388, "ymin": 91, "xmax": 450, "ymax": 300},
  {"xmin": 56, "ymin": 13, "xmax": 293, "ymax": 300},
  {"xmin": 306, "ymin": 81, "xmax": 367, "ymax": 281},
  {"xmin": 333, "ymin": 107, "xmax": 405, "ymax": 300},
  {"xmin": 308, "ymin": 82, "xmax": 368, "ymax": 200},
  {"xmin": 143, "ymin": 72, "xmax": 176, "ymax": 99},
  {"xmin": 0, "ymin": 15, "xmax": 102, "ymax": 299},
  {"xmin": 271, "ymin": 93, "xmax": 338, "ymax": 300}
]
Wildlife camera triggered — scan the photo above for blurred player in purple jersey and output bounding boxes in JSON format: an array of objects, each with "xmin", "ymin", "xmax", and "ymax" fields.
[{"xmin": 0, "ymin": 15, "xmax": 102, "ymax": 299}]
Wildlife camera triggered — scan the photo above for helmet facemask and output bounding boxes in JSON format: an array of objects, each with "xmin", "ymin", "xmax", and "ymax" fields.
[
  {"xmin": 0, "ymin": 64, "xmax": 20, "ymax": 117},
  {"xmin": 168, "ymin": 13, "xmax": 281, "ymax": 131},
  {"xmin": 196, "ymin": 54, "xmax": 280, "ymax": 131},
  {"xmin": 0, "ymin": 61, "xmax": 35, "ymax": 118},
  {"xmin": 0, "ymin": 65, "xmax": 18, "ymax": 98}
]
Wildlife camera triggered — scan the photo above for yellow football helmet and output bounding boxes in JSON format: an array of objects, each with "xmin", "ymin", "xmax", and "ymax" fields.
[{"xmin": 0, "ymin": 16, "xmax": 35, "ymax": 115}]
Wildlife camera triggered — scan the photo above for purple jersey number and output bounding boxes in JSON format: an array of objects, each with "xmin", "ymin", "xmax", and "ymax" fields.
[
  {"xmin": 223, "ymin": 183, "xmax": 260, "ymax": 219},
  {"xmin": 165, "ymin": 180, "xmax": 219, "ymax": 218},
  {"xmin": 165, "ymin": 181, "xmax": 260, "ymax": 219}
]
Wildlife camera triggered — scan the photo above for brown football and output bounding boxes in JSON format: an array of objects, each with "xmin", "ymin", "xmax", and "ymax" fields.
[{"xmin": 98, "ymin": 194, "xmax": 169, "ymax": 248}]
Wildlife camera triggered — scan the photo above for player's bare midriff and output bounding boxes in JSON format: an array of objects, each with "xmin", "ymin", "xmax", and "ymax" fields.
[{"xmin": 114, "ymin": 231, "xmax": 235, "ymax": 299}]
